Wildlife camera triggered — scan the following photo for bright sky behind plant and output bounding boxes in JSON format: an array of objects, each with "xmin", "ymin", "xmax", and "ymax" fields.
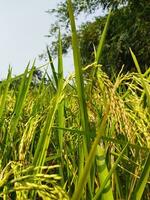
[
  {"xmin": 0, "ymin": 0, "xmax": 103, "ymax": 80},
  {"xmin": 0, "ymin": 0, "xmax": 61, "ymax": 79}
]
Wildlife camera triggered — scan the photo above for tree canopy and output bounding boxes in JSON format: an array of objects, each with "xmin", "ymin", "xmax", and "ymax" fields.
[{"xmin": 47, "ymin": 0, "xmax": 150, "ymax": 74}]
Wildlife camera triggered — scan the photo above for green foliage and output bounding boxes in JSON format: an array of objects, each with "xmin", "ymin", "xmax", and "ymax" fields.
[
  {"xmin": 47, "ymin": 0, "xmax": 150, "ymax": 75},
  {"xmin": 1, "ymin": 58, "xmax": 149, "ymax": 199},
  {"xmin": 0, "ymin": 57, "xmax": 150, "ymax": 200},
  {"xmin": 0, "ymin": 1, "xmax": 150, "ymax": 199}
]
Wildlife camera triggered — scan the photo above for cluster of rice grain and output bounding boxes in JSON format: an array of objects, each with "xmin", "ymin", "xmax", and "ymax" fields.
[{"xmin": 0, "ymin": 0, "xmax": 149, "ymax": 199}]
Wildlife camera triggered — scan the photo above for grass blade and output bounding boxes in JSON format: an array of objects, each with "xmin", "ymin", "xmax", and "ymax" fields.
[
  {"xmin": 57, "ymin": 29, "xmax": 65, "ymax": 185},
  {"xmin": 96, "ymin": 10, "xmax": 111, "ymax": 64},
  {"xmin": 89, "ymin": 10, "xmax": 111, "ymax": 96},
  {"xmin": 2, "ymin": 64, "xmax": 34, "ymax": 165},
  {"xmin": 132, "ymin": 152, "xmax": 150, "ymax": 200},
  {"xmin": 67, "ymin": 0, "xmax": 92, "ymax": 197},
  {"xmin": 58, "ymin": 29, "xmax": 64, "ymax": 150},
  {"xmin": 47, "ymin": 46, "xmax": 58, "ymax": 88},
  {"xmin": 72, "ymin": 104, "xmax": 110, "ymax": 200},
  {"xmin": 130, "ymin": 48, "xmax": 150, "ymax": 109},
  {"xmin": 67, "ymin": 0, "xmax": 90, "ymax": 137}
]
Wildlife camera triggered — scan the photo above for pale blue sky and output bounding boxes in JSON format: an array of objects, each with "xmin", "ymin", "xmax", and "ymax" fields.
[
  {"xmin": 0, "ymin": 0, "xmax": 103, "ymax": 80},
  {"xmin": 0, "ymin": 0, "xmax": 63, "ymax": 79}
]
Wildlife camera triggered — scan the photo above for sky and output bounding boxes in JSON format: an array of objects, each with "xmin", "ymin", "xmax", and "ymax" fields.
[
  {"xmin": 0, "ymin": 0, "xmax": 104, "ymax": 80},
  {"xmin": 0, "ymin": 0, "xmax": 66, "ymax": 79}
]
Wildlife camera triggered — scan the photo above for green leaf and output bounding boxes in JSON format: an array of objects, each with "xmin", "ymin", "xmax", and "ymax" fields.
[
  {"xmin": 130, "ymin": 48, "xmax": 150, "ymax": 110},
  {"xmin": 96, "ymin": 145, "xmax": 114, "ymax": 200},
  {"xmin": 96, "ymin": 10, "xmax": 111, "ymax": 64},
  {"xmin": 132, "ymin": 153, "xmax": 150, "ymax": 200},
  {"xmin": 47, "ymin": 46, "xmax": 58, "ymax": 88}
]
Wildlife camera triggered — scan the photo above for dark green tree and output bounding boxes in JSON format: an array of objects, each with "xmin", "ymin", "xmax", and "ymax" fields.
[{"xmin": 47, "ymin": 0, "xmax": 150, "ymax": 74}]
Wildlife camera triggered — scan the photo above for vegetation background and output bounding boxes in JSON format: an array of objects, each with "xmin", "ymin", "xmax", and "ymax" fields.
[
  {"xmin": 0, "ymin": 0, "xmax": 149, "ymax": 199},
  {"xmin": 46, "ymin": 0, "xmax": 150, "ymax": 75}
]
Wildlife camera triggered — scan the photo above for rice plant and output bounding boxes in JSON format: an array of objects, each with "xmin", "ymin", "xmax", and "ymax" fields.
[{"xmin": 0, "ymin": 0, "xmax": 149, "ymax": 199}]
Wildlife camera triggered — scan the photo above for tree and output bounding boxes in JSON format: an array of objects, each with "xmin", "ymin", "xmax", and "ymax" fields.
[{"xmin": 47, "ymin": 0, "xmax": 150, "ymax": 74}]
